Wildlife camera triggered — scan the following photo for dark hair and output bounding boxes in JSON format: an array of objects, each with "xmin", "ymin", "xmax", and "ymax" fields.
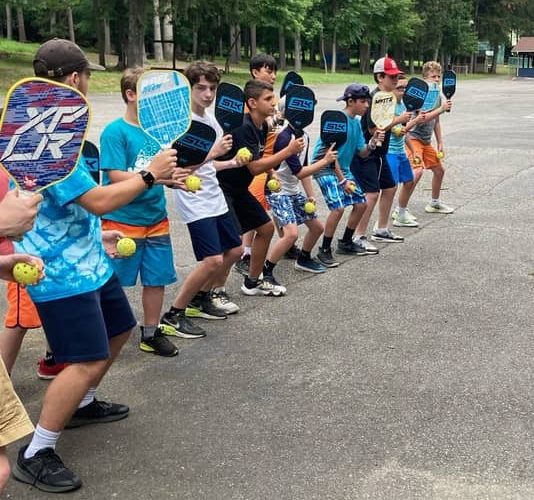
[
  {"xmin": 184, "ymin": 60, "xmax": 221, "ymax": 87},
  {"xmin": 249, "ymin": 53, "xmax": 277, "ymax": 76},
  {"xmin": 244, "ymin": 79, "xmax": 273, "ymax": 102},
  {"xmin": 373, "ymin": 72, "xmax": 384, "ymax": 84}
]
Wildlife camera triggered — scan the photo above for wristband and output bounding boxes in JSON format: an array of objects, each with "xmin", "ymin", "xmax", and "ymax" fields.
[
  {"xmin": 338, "ymin": 178, "xmax": 348, "ymax": 186},
  {"xmin": 367, "ymin": 140, "xmax": 377, "ymax": 151}
]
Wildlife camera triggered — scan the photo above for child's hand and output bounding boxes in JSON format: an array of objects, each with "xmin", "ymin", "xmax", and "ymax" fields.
[
  {"xmin": 1, "ymin": 254, "xmax": 45, "ymax": 284},
  {"xmin": 373, "ymin": 129, "xmax": 386, "ymax": 143},
  {"xmin": 209, "ymin": 134, "xmax": 233, "ymax": 160},
  {"xmin": 288, "ymin": 137, "xmax": 305, "ymax": 155},
  {"xmin": 442, "ymin": 100, "xmax": 452, "ymax": 112},
  {"xmin": 397, "ymin": 111, "xmax": 412, "ymax": 124},
  {"xmin": 323, "ymin": 144, "xmax": 338, "ymax": 165}
]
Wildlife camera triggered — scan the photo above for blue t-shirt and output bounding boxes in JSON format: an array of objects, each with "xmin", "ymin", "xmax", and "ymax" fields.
[
  {"xmin": 100, "ymin": 118, "xmax": 167, "ymax": 226},
  {"xmin": 388, "ymin": 101, "xmax": 408, "ymax": 155},
  {"xmin": 312, "ymin": 112, "xmax": 365, "ymax": 177},
  {"xmin": 14, "ymin": 156, "xmax": 113, "ymax": 303}
]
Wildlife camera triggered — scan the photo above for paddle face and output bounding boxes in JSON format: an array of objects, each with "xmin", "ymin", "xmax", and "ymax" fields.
[
  {"xmin": 285, "ymin": 85, "xmax": 315, "ymax": 136},
  {"xmin": 421, "ymin": 82, "xmax": 441, "ymax": 112},
  {"xmin": 137, "ymin": 70, "xmax": 191, "ymax": 148},
  {"xmin": 320, "ymin": 110, "xmax": 348, "ymax": 150},
  {"xmin": 442, "ymin": 70, "xmax": 456, "ymax": 99},
  {"xmin": 215, "ymin": 82, "xmax": 245, "ymax": 134},
  {"xmin": 82, "ymin": 140, "xmax": 100, "ymax": 184},
  {"xmin": 403, "ymin": 78, "xmax": 429, "ymax": 112},
  {"xmin": 370, "ymin": 91, "xmax": 396, "ymax": 129},
  {"xmin": 0, "ymin": 78, "xmax": 89, "ymax": 193},
  {"xmin": 172, "ymin": 120, "xmax": 217, "ymax": 168},
  {"xmin": 280, "ymin": 71, "xmax": 304, "ymax": 97}
]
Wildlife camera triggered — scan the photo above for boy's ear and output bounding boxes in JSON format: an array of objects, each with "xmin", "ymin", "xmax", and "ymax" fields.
[
  {"xmin": 251, "ymin": 68, "xmax": 259, "ymax": 79},
  {"xmin": 125, "ymin": 89, "xmax": 137, "ymax": 103},
  {"xmin": 246, "ymin": 96, "xmax": 257, "ymax": 110}
]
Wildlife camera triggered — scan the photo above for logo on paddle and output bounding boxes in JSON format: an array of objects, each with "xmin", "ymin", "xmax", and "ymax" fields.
[
  {"xmin": 287, "ymin": 97, "xmax": 314, "ymax": 112},
  {"xmin": 218, "ymin": 96, "xmax": 244, "ymax": 114},
  {"xmin": 323, "ymin": 121, "xmax": 347, "ymax": 133}
]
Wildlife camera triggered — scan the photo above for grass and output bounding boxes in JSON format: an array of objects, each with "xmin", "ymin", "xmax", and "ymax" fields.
[{"xmin": 0, "ymin": 38, "xmax": 510, "ymax": 95}]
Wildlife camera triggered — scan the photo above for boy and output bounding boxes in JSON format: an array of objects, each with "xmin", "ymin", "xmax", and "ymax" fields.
[
  {"xmin": 312, "ymin": 84, "xmax": 382, "ymax": 268},
  {"xmin": 352, "ymin": 57, "xmax": 412, "ymax": 250},
  {"xmin": 12, "ymin": 38, "xmax": 177, "ymax": 493},
  {"xmin": 160, "ymin": 61, "xmax": 244, "ymax": 335},
  {"xmin": 405, "ymin": 61, "xmax": 454, "ymax": 215},
  {"xmin": 100, "ymin": 68, "xmax": 183, "ymax": 357},
  {"xmin": 264, "ymin": 99, "xmax": 338, "ymax": 278},
  {"xmin": 217, "ymin": 79, "xmax": 304, "ymax": 295}
]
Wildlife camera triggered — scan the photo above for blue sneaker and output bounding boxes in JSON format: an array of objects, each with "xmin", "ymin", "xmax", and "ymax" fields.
[{"xmin": 294, "ymin": 256, "xmax": 327, "ymax": 274}]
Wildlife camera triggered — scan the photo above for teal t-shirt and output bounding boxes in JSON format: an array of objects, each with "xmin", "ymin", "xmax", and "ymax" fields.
[
  {"xmin": 100, "ymin": 118, "xmax": 167, "ymax": 226},
  {"xmin": 14, "ymin": 155, "xmax": 113, "ymax": 303},
  {"xmin": 388, "ymin": 101, "xmax": 408, "ymax": 155}
]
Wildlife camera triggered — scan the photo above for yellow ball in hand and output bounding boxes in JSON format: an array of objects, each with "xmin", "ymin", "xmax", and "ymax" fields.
[
  {"xmin": 116, "ymin": 237, "xmax": 136, "ymax": 257},
  {"xmin": 303, "ymin": 201, "xmax": 316, "ymax": 215},
  {"xmin": 236, "ymin": 147, "xmax": 253, "ymax": 163},
  {"xmin": 267, "ymin": 179, "xmax": 281, "ymax": 192},
  {"xmin": 185, "ymin": 175, "xmax": 202, "ymax": 192},
  {"xmin": 12, "ymin": 262, "xmax": 40, "ymax": 286},
  {"xmin": 436, "ymin": 151, "xmax": 445, "ymax": 160}
]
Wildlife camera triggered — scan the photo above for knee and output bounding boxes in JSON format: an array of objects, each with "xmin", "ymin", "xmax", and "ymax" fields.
[
  {"xmin": 257, "ymin": 221, "xmax": 274, "ymax": 239},
  {"xmin": 203, "ymin": 255, "xmax": 224, "ymax": 271},
  {"xmin": 282, "ymin": 226, "xmax": 298, "ymax": 244},
  {"xmin": 330, "ymin": 207, "xmax": 344, "ymax": 218},
  {"xmin": 227, "ymin": 245, "xmax": 243, "ymax": 263},
  {"xmin": 70, "ymin": 359, "xmax": 108, "ymax": 383},
  {"xmin": 434, "ymin": 165, "xmax": 445, "ymax": 177},
  {"xmin": 366, "ymin": 192, "xmax": 379, "ymax": 203},
  {"xmin": 0, "ymin": 452, "xmax": 10, "ymax": 495},
  {"xmin": 309, "ymin": 220, "xmax": 324, "ymax": 236}
]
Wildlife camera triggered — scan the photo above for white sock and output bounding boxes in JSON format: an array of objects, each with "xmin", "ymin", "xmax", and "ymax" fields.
[
  {"xmin": 24, "ymin": 424, "xmax": 61, "ymax": 458},
  {"xmin": 431, "ymin": 198, "xmax": 440, "ymax": 206},
  {"xmin": 398, "ymin": 207, "xmax": 407, "ymax": 217},
  {"xmin": 78, "ymin": 387, "xmax": 96, "ymax": 409},
  {"xmin": 212, "ymin": 286, "xmax": 225, "ymax": 294},
  {"xmin": 243, "ymin": 246, "xmax": 252, "ymax": 257}
]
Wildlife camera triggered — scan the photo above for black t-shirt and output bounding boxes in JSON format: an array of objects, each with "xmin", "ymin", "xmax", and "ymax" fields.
[
  {"xmin": 360, "ymin": 87, "xmax": 392, "ymax": 158},
  {"xmin": 217, "ymin": 114, "xmax": 268, "ymax": 194}
]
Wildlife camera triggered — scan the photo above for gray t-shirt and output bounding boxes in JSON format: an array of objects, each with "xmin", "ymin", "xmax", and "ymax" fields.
[{"xmin": 409, "ymin": 95, "xmax": 441, "ymax": 144}]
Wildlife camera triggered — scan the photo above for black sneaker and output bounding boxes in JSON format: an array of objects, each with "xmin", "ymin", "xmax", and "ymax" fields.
[
  {"xmin": 161, "ymin": 310, "xmax": 207, "ymax": 338},
  {"xmin": 371, "ymin": 229, "xmax": 404, "ymax": 243},
  {"xmin": 284, "ymin": 244, "xmax": 299, "ymax": 260},
  {"xmin": 185, "ymin": 293, "xmax": 227, "ymax": 320},
  {"xmin": 234, "ymin": 255, "xmax": 250, "ymax": 275},
  {"xmin": 13, "ymin": 445, "xmax": 82, "ymax": 493},
  {"xmin": 317, "ymin": 247, "xmax": 340, "ymax": 268},
  {"xmin": 336, "ymin": 239, "xmax": 367, "ymax": 256},
  {"xmin": 139, "ymin": 327, "xmax": 179, "ymax": 357},
  {"xmin": 65, "ymin": 399, "xmax": 129, "ymax": 429}
]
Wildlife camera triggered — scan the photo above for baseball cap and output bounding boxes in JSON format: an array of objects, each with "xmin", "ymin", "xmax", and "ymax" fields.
[
  {"xmin": 336, "ymin": 83, "xmax": 371, "ymax": 101},
  {"xmin": 33, "ymin": 38, "xmax": 105, "ymax": 78},
  {"xmin": 373, "ymin": 56, "xmax": 403, "ymax": 76}
]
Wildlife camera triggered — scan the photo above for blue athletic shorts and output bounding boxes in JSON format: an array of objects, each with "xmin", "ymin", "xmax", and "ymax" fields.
[
  {"xmin": 267, "ymin": 192, "xmax": 317, "ymax": 227},
  {"xmin": 35, "ymin": 274, "xmax": 137, "ymax": 363},
  {"xmin": 386, "ymin": 153, "xmax": 414, "ymax": 184},
  {"xmin": 315, "ymin": 173, "xmax": 366, "ymax": 211},
  {"xmin": 187, "ymin": 211, "xmax": 242, "ymax": 261},
  {"xmin": 351, "ymin": 155, "xmax": 397, "ymax": 193}
]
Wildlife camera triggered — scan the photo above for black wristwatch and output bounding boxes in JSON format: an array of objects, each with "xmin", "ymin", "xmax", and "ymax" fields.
[{"xmin": 138, "ymin": 170, "xmax": 155, "ymax": 189}]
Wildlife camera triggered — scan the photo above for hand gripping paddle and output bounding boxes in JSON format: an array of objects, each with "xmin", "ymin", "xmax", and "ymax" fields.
[
  {"xmin": 215, "ymin": 82, "xmax": 245, "ymax": 134},
  {"xmin": 0, "ymin": 77, "xmax": 90, "ymax": 193},
  {"xmin": 172, "ymin": 121, "xmax": 217, "ymax": 168},
  {"xmin": 285, "ymin": 84, "xmax": 316, "ymax": 137},
  {"xmin": 280, "ymin": 71, "xmax": 304, "ymax": 98},
  {"xmin": 370, "ymin": 91, "xmax": 396, "ymax": 147},
  {"xmin": 442, "ymin": 69, "xmax": 456, "ymax": 113},
  {"xmin": 403, "ymin": 78, "xmax": 429, "ymax": 112}
]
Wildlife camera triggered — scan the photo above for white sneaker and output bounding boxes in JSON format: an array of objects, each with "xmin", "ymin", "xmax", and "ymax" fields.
[
  {"xmin": 393, "ymin": 212, "xmax": 419, "ymax": 227},
  {"xmin": 392, "ymin": 207, "xmax": 417, "ymax": 221},
  {"xmin": 241, "ymin": 278, "xmax": 286, "ymax": 297},
  {"xmin": 353, "ymin": 235, "xmax": 379, "ymax": 254},
  {"xmin": 210, "ymin": 290, "xmax": 239, "ymax": 314},
  {"xmin": 425, "ymin": 202, "xmax": 454, "ymax": 214}
]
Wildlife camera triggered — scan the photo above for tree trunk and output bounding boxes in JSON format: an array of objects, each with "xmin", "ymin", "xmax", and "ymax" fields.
[
  {"xmin": 380, "ymin": 35, "xmax": 388, "ymax": 57},
  {"xmin": 294, "ymin": 30, "xmax": 301, "ymax": 72},
  {"xmin": 490, "ymin": 42, "xmax": 499, "ymax": 73},
  {"xmin": 409, "ymin": 51, "xmax": 414, "ymax": 74},
  {"xmin": 278, "ymin": 28, "xmax": 286, "ymax": 70},
  {"xmin": 127, "ymin": 0, "xmax": 145, "ymax": 68},
  {"xmin": 235, "ymin": 24, "xmax": 241, "ymax": 62},
  {"xmin": 359, "ymin": 40, "xmax": 370, "ymax": 73},
  {"xmin": 162, "ymin": 12, "xmax": 173, "ymax": 60},
  {"xmin": 250, "ymin": 24, "xmax": 257, "ymax": 57},
  {"xmin": 218, "ymin": 15, "xmax": 223, "ymax": 58},
  {"xmin": 320, "ymin": 26, "xmax": 327, "ymax": 73},
  {"xmin": 432, "ymin": 32, "xmax": 442, "ymax": 62},
  {"xmin": 16, "ymin": 6, "xmax": 26, "ymax": 42},
  {"xmin": 104, "ymin": 18, "xmax": 111, "ymax": 53},
  {"xmin": 331, "ymin": 31, "xmax": 337, "ymax": 73},
  {"xmin": 95, "ymin": 0, "xmax": 106, "ymax": 66},
  {"xmin": 5, "ymin": 4, "xmax": 12, "ymax": 40},
  {"xmin": 50, "ymin": 11, "xmax": 56, "ymax": 36},
  {"xmin": 67, "ymin": 7, "xmax": 75, "ymax": 43},
  {"xmin": 192, "ymin": 26, "xmax": 198, "ymax": 57},
  {"xmin": 229, "ymin": 24, "xmax": 240, "ymax": 64},
  {"xmin": 153, "ymin": 0, "xmax": 163, "ymax": 62}
]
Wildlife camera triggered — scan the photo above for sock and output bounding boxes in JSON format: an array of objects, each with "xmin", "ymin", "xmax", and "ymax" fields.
[
  {"xmin": 342, "ymin": 227, "xmax": 355, "ymax": 243},
  {"xmin": 263, "ymin": 260, "xmax": 276, "ymax": 275},
  {"xmin": 354, "ymin": 234, "xmax": 364, "ymax": 241},
  {"xmin": 212, "ymin": 286, "xmax": 225, "ymax": 294},
  {"xmin": 198, "ymin": 290, "xmax": 209, "ymax": 299},
  {"xmin": 321, "ymin": 236, "xmax": 333, "ymax": 250},
  {"xmin": 245, "ymin": 276, "xmax": 259, "ymax": 287},
  {"xmin": 376, "ymin": 227, "xmax": 387, "ymax": 234},
  {"xmin": 299, "ymin": 249, "xmax": 311, "ymax": 260},
  {"xmin": 24, "ymin": 425, "xmax": 61, "ymax": 459},
  {"xmin": 243, "ymin": 246, "xmax": 252, "ymax": 257},
  {"xmin": 142, "ymin": 324, "xmax": 157, "ymax": 340},
  {"xmin": 398, "ymin": 207, "xmax": 407, "ymax": 216},
  {"xmin": 168, "ymin": 306, "xmax": 184, "ymax": 315},
  {"xmin": 78, "ymin": 387, "xmax": 97, "ymax": 409},
  {"xmin": 431, "ymin": 198, "xmax": 440, "ymax": 206}
]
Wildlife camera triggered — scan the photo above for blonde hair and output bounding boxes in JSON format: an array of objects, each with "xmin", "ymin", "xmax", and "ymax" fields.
[
  {"xmin": 120, "ymin": 67, "xmax": 144, "ymax": 103},
  {"xmin": 422, "ymin": 61, "xmax": 441, "ymax": 78}
]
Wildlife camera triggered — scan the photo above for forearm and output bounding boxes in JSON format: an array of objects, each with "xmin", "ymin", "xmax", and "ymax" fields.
[
  {"xmin": 214, "ymin": 159, "xmax": 239, "ymax": 171},
  {"xmin": 434, "ymin": 120, "xmax": 443, "ymax": 145},
  {"xmin": 297, "ymin": 156, "xmax": 331, "ymax": 179},
  {"xmin": 300, "ymin": 176, "xmax": 314, "ymax": 198},
  {"xmin": 247, "ymin": 149, "xmax": 292, "ymax": 176}
]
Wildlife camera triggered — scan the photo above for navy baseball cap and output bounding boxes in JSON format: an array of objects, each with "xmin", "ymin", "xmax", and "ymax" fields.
[{"xmin": 336, "ymin": 84, "xmax": 371, "ymax": 101}]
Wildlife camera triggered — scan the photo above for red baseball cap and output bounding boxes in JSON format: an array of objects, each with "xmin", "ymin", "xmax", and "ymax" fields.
[{"xmin": 373, "ymin": 57, "xmax": 403, "ymax": 76}]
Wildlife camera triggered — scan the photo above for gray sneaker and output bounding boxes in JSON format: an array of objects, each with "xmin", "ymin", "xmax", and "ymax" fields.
[
  {"xmin": 353, "ymin": 236, "xmax": 379, "ymax": 254},
  {"xmin": 317, "ymin": 247, "xmax": 340, "ymax": 267},
  {"xmin": 371, "ymin": 229, "xmax": 404, "ymax": 243},
  {"xmin": 337, "ymin": 239, "xmax": 367, "ymax": 256}
]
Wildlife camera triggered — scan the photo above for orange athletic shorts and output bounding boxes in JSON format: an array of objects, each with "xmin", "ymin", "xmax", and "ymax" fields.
[
  {"xmin": 5, "ymin": 281, "xmax": 41, "ymax": 329},
  {"xmin": 406, "ymin": 139, "xmax": 443, "ymax": 170},
  {"xmin": 248, "ymin": 173, "xmax": 269, "ymax": 211}
]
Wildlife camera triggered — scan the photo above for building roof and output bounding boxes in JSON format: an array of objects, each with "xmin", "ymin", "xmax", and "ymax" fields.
[{"xmin": 512, "ymin": 37, "xmax": 534, "ymax": 53}]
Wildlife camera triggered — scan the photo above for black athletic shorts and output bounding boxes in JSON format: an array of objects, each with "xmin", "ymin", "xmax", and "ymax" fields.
[
  {"xmin": 223, "ymin": 190, "xmax": 271, "ymax": 234},
  {"xmin": 350, "ymin": 155, "xmax": 397, "ymax": 193}
]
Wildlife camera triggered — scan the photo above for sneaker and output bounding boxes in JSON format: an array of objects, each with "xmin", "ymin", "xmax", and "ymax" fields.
[
  {"xmin": 393, "ymin": 212, "xmax": 419, "ymax": 227},
  {"xmin": 284, "ymin": 244, "xmax": 299, "ymax": 260},
  {"xmin": 295, "ymin": 256, "xmax": 326, "ymax": 273},
  {"xmin": 37, "ymin": 358, "xmax": 68, "ymax": 380},
  {"xmin": 234, "ymin": 255, "xmax": 250, "ymax": 275},
  {"xmin": 392, "ymin": 207, "xmax": 417, "ymax": 221},
  {"xmin": 13, "ymin": 445, "xmax": 82, "ymax": 493},
  {"xmin": 425, "ymin": 201, "xmax": 455, "ymax": 214},
  {"xmin": 241, "ymin": 277, "xmax": 286, "ymax": 297},
  {"xmin": 185, "ymin": 293, "xmax": 227, "ymax": 320},
  {"xmin": 210, "ymin": 289, "xmax": 240, "ymax": 314},
  {"xmin": 336, "ymin": 239, "xmax": 367, "ymax": 256},
  {"xmin": 371, "ymin": 229, "xmax": 405, "ymax": 243},
  {"xmin": 160, "ymin": 310, "xmax": 207, "ymax": 338},
  {"xmin": 353, "ymin": 236, "xmax": 379, "ymax": 254},
  {"xmin": 262, "ymin": 274, "xmax": 287, "ymax": 295},
  {"xmin": 139, "ymin": 327, "xmax": 179, "ymax": 357},
  {"xmin": 317, "ymin": 247, "xmax": 340, "ymax": 268},
  {"xmin": 65, "ymin": 399, "xmax": 129, "ymax": 429}
]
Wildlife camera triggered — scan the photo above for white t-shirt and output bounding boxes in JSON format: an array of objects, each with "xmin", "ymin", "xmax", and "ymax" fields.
[{"xmin": 173, "ymin": 112, "xmax": 228, "ymax": 223}]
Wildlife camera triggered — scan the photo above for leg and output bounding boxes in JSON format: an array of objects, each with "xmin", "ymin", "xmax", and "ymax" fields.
[
  {"xmin": 355, "ymin": 191, "xmax": 379, "ymax": 235},
  {"xmin": 248, "ymin": 221, "xmax": 274, "ymax": 279},
  {"xmin": 0, "ymin": 447, "xmax": 9, "ymax": 495},
  {"xmin": 267, "ymin": 223, "xmax": 298, "ymax": 264},
  {"xmin": 0, "ymin": 327, "xmax": 26, "ymax": 374},
  {"xmin": 142, "ymin": 286, "xmax": 164, "ymax": 326},
  {"xmin": 377, "ymin": 186, "xmax": 397, "ymax": 229},
  {"xmin": 431, "ymin": 164, "xmax": 445, "ymax": 200},
  {"xmin": 301, "ymin": 218, "xmax": 324, "ymax": 252}
]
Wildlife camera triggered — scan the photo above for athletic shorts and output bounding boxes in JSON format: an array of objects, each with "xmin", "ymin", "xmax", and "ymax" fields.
[
  {"xmin": 406, "ymin": 139, "xmax": 443, "ymax": 169},
  {"xmin": 187, "ymin": 212, "xmax": 242, "ymax": 261},
  {"xmin": 248, "ymin": 172, "xmax": 269, "ymax": 210},
  {"xmin": 5, "ymin": 282, "xmax": 41, "ymax": 329},
  {"xmin": 223, "ymin": 190, "xmax": 271, "ymax": 234},
  {"xmin": 315, "ymin": 173, "xmax": 366, "ymax": 211},
  {"xmin": 351, "ymin": 155, "xmax": 397, "ymax": 193},
  {"xmin": 386, "ymin": 153, "xmax": 415, "ymax": 184},
  {"xmin": 101, "ymin": 219, "xmax": 177, "ymax": 287},
  {"xmin": 267, "ymin": 192, "xmax": 317, "ymax": 227},
  {"xmin": 35, "ymin": 274, "xmax": 137, "ymax": 363},
  {"xmin": 0, "ymin": 357, "xmax": 33, "ymax": 447}
]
